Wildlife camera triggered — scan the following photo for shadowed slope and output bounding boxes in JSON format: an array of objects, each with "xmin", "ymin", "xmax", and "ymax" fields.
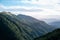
[
  {"xmin": 35, "ymin": 29, "xmax": 60, "ymax": 40},
  {"xmin": 17, "ymin": 14, "xmax": 54, "ymax": 33},
  {"xmin": 0, "ymin": 12, "xmax": 54, "ymax": 40}
]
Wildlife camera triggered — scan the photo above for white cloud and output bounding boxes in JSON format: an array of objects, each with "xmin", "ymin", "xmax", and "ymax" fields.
[
  {"xmin": 0, "ymin": 4, "xmax": 60, "ymax": 16},
  {"xmin": 0, "ymin": 4, "xmax": 43, "ymax": 12},
  {"xmin": 53, "ymin": 4, "xmax": 60, "ymax": 11},
  {"xmin": 0, "ymin": 0, "xmax": 60, "ymax": 19},
  {"xmin": 11, "ymin": 11, "xmax": 60, "ymax": 20},
  {"xmin": 21, "ymin": 0, "xmax": 58, "ymax": 5},
  {"xmin": 0, "ymin": 4, "xmax": 6, "ymax": 9}
]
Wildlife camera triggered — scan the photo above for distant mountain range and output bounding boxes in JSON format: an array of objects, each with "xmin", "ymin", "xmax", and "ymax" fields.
[
  {"xmin": 43, "ymin": 18, "xmax": 60, "ymax": 28},
  {"xmin": 49, "ymin": 21, "xmax": 60, "ymax": 28},
  {"xmin": 35, "ymin": 29, "xmax": 60, "ymax": 40},
  {"xmin": 0, "ymin": 12, "xmax": 54, "ymax": 40}
]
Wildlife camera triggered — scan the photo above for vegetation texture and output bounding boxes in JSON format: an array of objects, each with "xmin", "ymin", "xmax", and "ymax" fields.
[
  {"xmin": 35, "ymin": 29, "xmax": 60, "ymax": 40},
  {"xmin": 0, "ymin": 12, "xmax": 54, "ymax": 40}
]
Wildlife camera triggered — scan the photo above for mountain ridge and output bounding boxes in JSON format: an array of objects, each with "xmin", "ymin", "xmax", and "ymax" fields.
[{"xmin": 0, "ymin": 12, "xmax": 54, "ymax": 40}]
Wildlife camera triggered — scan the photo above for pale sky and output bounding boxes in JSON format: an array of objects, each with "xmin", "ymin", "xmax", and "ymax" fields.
[{"xmin": 0, "ymin": 0, "xmax": 60, "ymax": 19}]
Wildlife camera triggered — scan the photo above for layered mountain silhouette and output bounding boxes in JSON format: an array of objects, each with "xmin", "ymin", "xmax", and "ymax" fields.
[
  {"xmin": 17, "ymin": 14, "xmax": 54, "ymax": 32},
  {"xmin": 50, "ymin": 21, "xmax": 60, "ymax": 28},
  {"xmin": 0, "ymin": 12, "xmax": 54, "ymax": 40},
  {"xmin": 35, "ymin": 29, "xmax": 60, "ymax": 40}
]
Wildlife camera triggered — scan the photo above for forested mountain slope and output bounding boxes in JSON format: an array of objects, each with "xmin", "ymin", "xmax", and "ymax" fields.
[
  {"xmin": 0, "ymin": 12, "xmax": 54, "ymax": 40},
  {"xmin": 35, "ymin": 29, "xmax": 60, "ymax": 40}
]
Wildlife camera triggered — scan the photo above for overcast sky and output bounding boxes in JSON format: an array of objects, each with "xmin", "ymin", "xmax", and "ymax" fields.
[{"xmin": 0, "ymin": 0, "xmax": 60, "ymax": 20}]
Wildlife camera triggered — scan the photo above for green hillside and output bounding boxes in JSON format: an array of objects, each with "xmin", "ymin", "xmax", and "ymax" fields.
[
  {"xmin": 0, "ymin": 12, "xmax": 54, "ymax": 40},
  {"xmin": 0, "ymin": 12, "xmax": 23, "ymax": 40},
  {"xmin": 35, "ymin": 29, "xmax": 60, "ymax": 40}
]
